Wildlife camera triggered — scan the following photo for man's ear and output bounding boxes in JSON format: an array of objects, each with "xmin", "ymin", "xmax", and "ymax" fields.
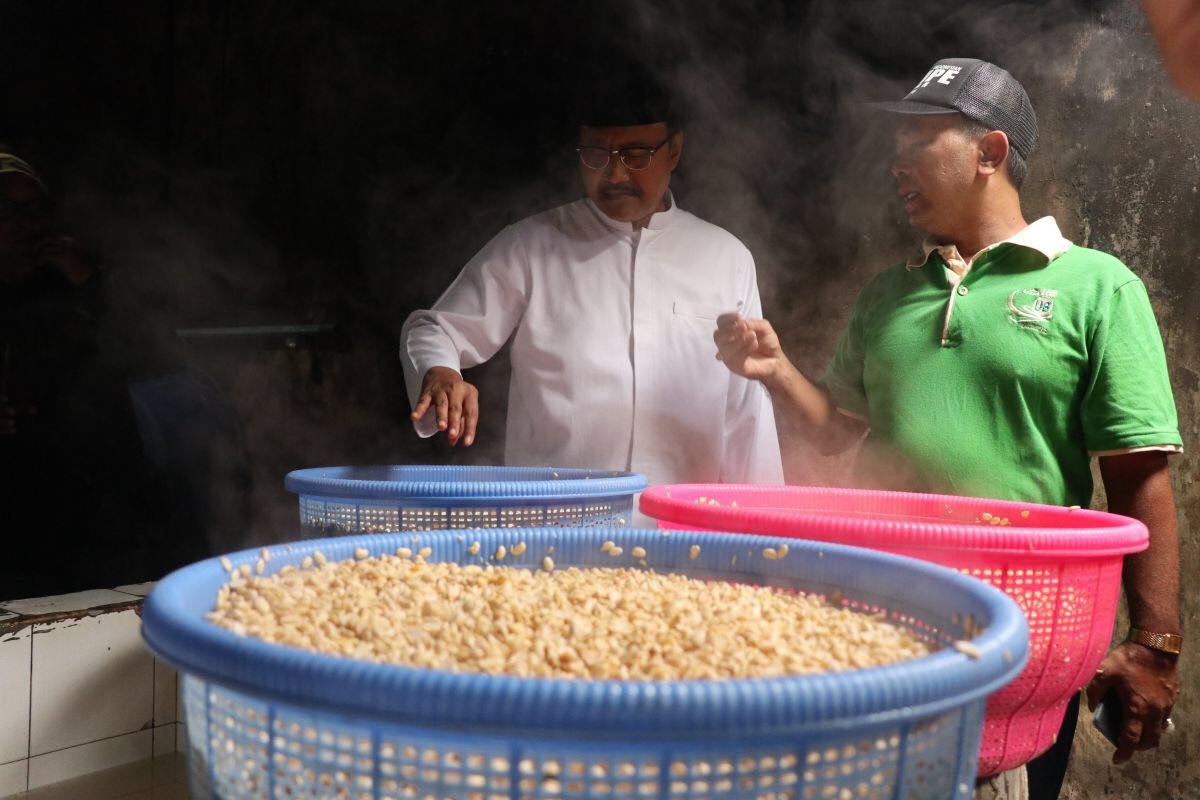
[
  {"xmin": 977, "ymin": 130, "xmax": 1010, "ymax": 178},
  {"xmin": 667, "ymin": 130, "xmax": 684, "ymax": 169}
]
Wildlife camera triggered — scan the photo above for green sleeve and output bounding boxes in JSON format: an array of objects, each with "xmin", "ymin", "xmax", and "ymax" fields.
[
  {"xmin": 820, "ymin": 290, "xmax": 871, "ymax": 419},
  {"xmin": 1081, "ymin": 279, "xmax": 1182, "ymax": 453}
]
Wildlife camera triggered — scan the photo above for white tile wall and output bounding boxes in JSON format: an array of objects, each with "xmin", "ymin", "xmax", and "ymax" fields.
[
  {"xmin": 153, "ymin": 659, "xmax": 178, "ymax": 726},
  {"xmin": 26, "ymin": 730, "xmax": 152, "ymax": 790},
  {"xmin": 2, "ymin": 594, "xmax": 184, "ymax": 798},
  {"xmin": 151, "ymin": 724, "xmax": 178, "ymax": 758},
  {"xmin": 112, "ymin": 583, "xmax": 156, "ymax": 598},
  {"xmin": 30, "ymin": 611, "xmax": 153, "ymax": 755},
  {"xmin": 0, "ymin": 591, "xmax": 136, "ymax": 617},
  {"xmin": 0, "ymin": 761, "xmax": 26, "ymax": 797},
  {"xmin": 0, "ymin": 626, "xmax": 32, "ymax": 765}
]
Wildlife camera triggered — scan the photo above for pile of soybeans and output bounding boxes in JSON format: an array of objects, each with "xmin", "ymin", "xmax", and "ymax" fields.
[{"xmin": 207, "ymin": 549, "xmax": 934, "ymax": 681}]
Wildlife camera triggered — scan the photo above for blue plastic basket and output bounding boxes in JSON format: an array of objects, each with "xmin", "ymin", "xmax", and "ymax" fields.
[
  {"xmin": 285, "ymin": 466, "xmax": 648, "ymax": 536},
  {"xmin": 143, "ymin": 528, "xmax": 1028, "ymax": 800}
]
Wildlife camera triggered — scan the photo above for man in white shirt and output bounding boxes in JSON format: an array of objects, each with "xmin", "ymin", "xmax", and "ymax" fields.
[{"xmin": 401, "ymin": 84, "xmax": 783, "ymax": 491}]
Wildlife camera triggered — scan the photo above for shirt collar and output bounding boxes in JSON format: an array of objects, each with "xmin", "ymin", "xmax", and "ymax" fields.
[
  {"xmin": 905, "ymin": 216, "xmax": 1074, "ymax": 271},
  {"xmin": 585, "ymin": 190, "xmax": 679, "ymax": 233}
]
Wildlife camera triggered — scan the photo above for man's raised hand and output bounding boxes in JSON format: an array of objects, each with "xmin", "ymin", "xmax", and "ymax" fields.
[{"xmin": 714, "ymin": 313, "xmax": 787, "ymax": 384}]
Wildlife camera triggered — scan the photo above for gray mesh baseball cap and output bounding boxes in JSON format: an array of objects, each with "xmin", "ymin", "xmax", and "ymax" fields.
[{"xmin": 869, "ymin": 58, "xmax": 1038, "ymax": 162}]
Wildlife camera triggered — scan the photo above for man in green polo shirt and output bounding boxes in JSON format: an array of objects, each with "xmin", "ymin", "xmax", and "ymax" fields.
[{"xmin": 715, "ymin": 59, "xmax": 1182, "ymax": 799}]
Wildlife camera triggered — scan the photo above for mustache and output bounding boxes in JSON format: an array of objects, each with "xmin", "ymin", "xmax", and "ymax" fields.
[{"xmin": 598, "ymin": 184, "xmax": 641, "ymax": 196}]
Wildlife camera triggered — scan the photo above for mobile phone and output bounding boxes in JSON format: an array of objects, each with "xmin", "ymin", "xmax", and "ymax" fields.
[{"xmin": 1091, "ymin": 689, "xmax": 1123, "ymax": 746}]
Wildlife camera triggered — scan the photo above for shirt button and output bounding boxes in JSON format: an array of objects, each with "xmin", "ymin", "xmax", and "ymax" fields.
[{"xmin": 957, "ymin": 285, "xmax": 969, "ymax": 296}]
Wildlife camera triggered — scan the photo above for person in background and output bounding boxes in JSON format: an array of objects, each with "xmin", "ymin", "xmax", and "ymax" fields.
[
  {"xmin": 401, "ymin": 70, "xmax": 783, "ymax": 492},
  {"xmin": 0, "ymin": 147, "xmax": 178, "ymax": 597},
  {"xmin": 714, "ymin": 59, "xmax": 1181, "ymax": 800},
  {"xmin": 1143, "ymin": 0, "xmax": 1200, "ymax": 98},
  {"xmin": 0, "ymin": 149, "xmax": 97, "ymax": 290},
  {"xmin": 0, "ymin": 147, "xmax": 101, "ymax": 446}
]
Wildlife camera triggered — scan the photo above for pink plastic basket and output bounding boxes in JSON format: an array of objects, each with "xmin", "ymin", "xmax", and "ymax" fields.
[{"xmin": 639, "ymin": 484, "xmax": 1149, "ymax": 776}]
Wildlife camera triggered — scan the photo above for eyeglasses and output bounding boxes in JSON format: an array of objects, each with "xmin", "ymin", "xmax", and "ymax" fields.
[{"xmin": 575, "ymin": 136, "xmax": 674, "ymax": 171}]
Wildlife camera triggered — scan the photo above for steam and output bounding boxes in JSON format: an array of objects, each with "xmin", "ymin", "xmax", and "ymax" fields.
[
  {"xmin": 10, "ymin": 0, "xmax": 1199, "ymax": 563},
  {"xmin": 590, "ymin": 0, "xmax": 1199, "ymax": 483}
]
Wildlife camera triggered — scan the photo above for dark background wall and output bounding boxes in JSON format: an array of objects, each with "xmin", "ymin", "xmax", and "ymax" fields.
[{"xmin": 0, "ymin": 1, "xmax": 1196, "ymax": 795}]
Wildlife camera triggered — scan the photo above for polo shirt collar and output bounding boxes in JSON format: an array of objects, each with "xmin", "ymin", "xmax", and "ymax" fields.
[
  {"xmin": 905, "ymin": 216, "xmax": 1074, "ymax": 271},
  {"xmin": 585, "ymin": 190, "xmax": 679, "ymax": 233}
]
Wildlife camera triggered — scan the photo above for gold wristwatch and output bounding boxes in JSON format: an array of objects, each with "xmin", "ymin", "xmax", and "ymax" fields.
[{"xmin": 1128, "ymin": 628, "xmax": 1184, "ymax": 655}]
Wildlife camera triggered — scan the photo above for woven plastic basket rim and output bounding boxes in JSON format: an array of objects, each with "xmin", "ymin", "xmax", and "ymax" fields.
[
  {"xmin": 284, "ymin": 465, "xmax": 648, "ymax": 501},
  {"xmin": 639, "ymin": 485, "xmax": 1148, "ymax": 558},
  {"xmin": 142, "ymin": 528, "xmax": 1028, "ymax": 738}
]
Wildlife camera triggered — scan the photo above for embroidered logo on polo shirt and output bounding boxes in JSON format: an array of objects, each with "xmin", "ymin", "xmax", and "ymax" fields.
[{"xmin": 1007, "ymin": 288, "xmax": 1058, "ymax": 334}]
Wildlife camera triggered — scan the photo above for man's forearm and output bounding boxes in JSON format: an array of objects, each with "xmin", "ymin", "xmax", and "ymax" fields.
[
  {"xmin": 1100, "ymin": 452, "xmax": 1181, "ymax": 634},
  {"xmin": 1093, "ymin": 451, "xmax": 1180, "ymax": 762},
  {"xmin": 764, "ymin": 362, "xmax": 864, "ymax": 455}
]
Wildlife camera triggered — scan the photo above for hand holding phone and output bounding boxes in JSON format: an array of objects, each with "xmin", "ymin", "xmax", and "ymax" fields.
[{"xmin": 1091, "ymin": 688, "xmax": 1123, "ymax": 746}]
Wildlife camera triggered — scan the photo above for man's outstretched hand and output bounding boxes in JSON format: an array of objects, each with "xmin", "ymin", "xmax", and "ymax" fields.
[{"xmin": 411, "ymin": 366, "xmax": 479, "ymax": 446}]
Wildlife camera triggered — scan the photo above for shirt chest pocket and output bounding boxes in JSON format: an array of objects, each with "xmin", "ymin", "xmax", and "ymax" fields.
[{"xmin": 672, "ymin": 300, "xmax": 740, "ymax": 322}]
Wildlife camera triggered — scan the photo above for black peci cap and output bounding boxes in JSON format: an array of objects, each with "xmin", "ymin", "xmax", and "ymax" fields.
[
  {"xmin": 868, "ymin": 58, "xmax": 1037, "ymax": 162},
  {"xmin": 574, "ymin": 59, "xmax": 679, "ymax": 129}
]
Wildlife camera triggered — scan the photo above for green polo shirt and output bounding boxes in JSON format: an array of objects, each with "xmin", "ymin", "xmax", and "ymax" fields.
[{"xmin": 822, "ymin": 227, "xmax": 1182, "ymax": 507}]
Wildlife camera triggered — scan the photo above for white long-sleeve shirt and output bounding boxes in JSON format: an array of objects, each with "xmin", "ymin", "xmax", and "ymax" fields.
[{"xmin": 401, "ymin": 196, "xmax": 783, "ymax": 491}]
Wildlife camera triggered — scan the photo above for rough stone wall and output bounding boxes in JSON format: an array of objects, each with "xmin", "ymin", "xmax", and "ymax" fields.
[{"xmin": 1031, "ymin": 8, "xmax": 1200, "ymax": 799}]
